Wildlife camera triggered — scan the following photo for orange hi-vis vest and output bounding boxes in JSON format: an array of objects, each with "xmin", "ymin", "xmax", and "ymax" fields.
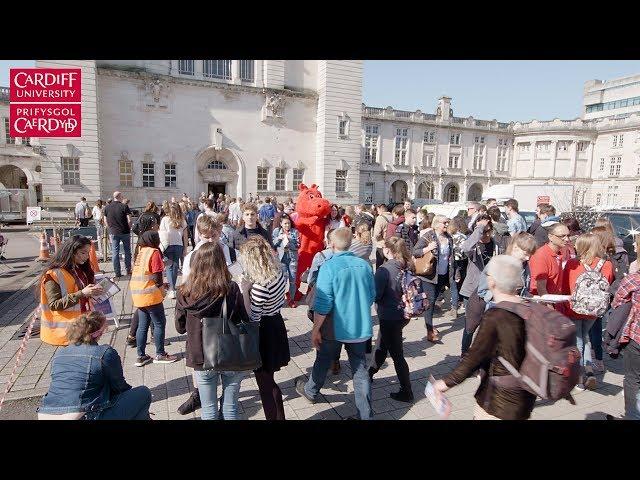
[
  {"xmin": 130, "ymin": 246, "xmax": 164, "ymax": 308},
  {"xmin": 40, "ymin": 268, "xmax": 83, "ymax": 346}
]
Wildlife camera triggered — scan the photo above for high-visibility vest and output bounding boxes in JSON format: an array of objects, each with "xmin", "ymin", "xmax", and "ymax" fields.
[
  {"xmin": 40, "ymin": 268, "xmax": 83, "ymax": 346},
  {"xmin": 130, "ymin": 247, "xmax": 164, "ymax": 308}
]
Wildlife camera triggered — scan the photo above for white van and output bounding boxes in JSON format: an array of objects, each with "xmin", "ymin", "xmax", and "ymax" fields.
[{"xmin": 421, "ymin": 202, "xmax": 468, "ymax": 219}]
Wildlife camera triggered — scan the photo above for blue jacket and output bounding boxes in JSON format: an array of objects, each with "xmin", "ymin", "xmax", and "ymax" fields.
[
  {"xmin": 272, "ymin": 227, "xmax": 299, "ymax": 263},
  {"xmin": 39, "ymin": 343, "xmax": 131, "ymax": 415},
  {"xmin": 314, "ymin": 251, "xmax": 375, "ymax": 342}
]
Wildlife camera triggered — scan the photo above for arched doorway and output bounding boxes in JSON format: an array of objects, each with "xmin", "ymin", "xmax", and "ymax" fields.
[
  {"xmin": 417, "ymin": 181, "xmax": 434, "ymax": 199},
  {"xmin": 468, "ymin": 183, "xmax": 483, "ymax": 202},
  {"xmin": 0, "ymin": 165, "xmax": 28, "ymax": 189},
  {"xmin": 444, "ymin": 183, "xmax": 459, "ymax": 202},
  {"xmin": 196, "ymin": 148, "xmax": 240, "ymax": 198},
  {"xmin": 390, "ymin": 180, "xmax": 408, "ymax": 203}
]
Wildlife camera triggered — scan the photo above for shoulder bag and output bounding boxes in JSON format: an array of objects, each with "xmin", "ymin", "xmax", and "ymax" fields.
[
  {"xmin": 201, "ymin": 295, "xmax": 262, "ymax": 371},
  {"xmin": 414, "ymin": 233, "xmax": 437, "ymax": 277}
]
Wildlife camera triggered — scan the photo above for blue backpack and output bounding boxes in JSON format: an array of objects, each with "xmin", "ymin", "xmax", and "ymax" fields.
[{"xmin": 399, "ymin": 270, "xmax": 430, "ymax": 320}]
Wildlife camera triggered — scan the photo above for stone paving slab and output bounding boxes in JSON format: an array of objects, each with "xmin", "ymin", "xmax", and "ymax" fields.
[{"xmin": 0, "ymin": 255, "xmax": 629, "ymax": 420}]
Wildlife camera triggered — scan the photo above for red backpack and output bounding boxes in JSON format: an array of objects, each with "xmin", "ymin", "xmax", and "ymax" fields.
[{"xmin": 489, "ymin": 301, "xmax": 581, "ymax": 402}]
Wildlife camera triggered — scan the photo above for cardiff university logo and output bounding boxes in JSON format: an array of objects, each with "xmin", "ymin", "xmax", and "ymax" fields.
[{"xmin": 9, "ymin": 68, "xmax": 82, "ymax": 138}]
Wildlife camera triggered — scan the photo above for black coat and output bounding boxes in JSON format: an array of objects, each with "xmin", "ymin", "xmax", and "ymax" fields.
[{"xmin": 175, "ymin": 282, "xmax": 249, "ymax": 370}]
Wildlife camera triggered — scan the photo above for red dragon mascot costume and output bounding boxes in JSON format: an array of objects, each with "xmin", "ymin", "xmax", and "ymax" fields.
[{"xmin": 293, "ymin": 183, "xmax": 331, "ymax": 300}]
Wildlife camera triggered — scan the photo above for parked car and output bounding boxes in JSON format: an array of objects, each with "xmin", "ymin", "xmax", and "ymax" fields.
[{"xmin": 599, "ymin": 209, "xmax": 640, "ymax": 262}]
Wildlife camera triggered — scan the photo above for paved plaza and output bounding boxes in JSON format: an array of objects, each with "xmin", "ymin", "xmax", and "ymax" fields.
[{"xmin": 0, "ymin": 254, "xmax": 627, "ymax": 420}]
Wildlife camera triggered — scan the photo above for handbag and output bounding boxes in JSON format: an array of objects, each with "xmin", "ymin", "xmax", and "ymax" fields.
[
  {"xmin": 201, "ymin": 295, "xmax": 262, "ymax": 371},
  {"xmin": 414, "ymin": 241, "xmax": 437, "ymax": 277}
]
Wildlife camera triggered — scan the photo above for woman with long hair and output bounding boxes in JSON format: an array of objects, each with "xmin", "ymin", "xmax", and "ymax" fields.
[
  {"xmin": 159, "ymin": 202, "xmax": 187, "ymax": 299},
  {"xmin": 130, "ymin": 231, "xmax": 177, "ymax": 367},
  {"xmin": 38, "ymin": 235, "xmax": 104, "ymax": 346},
  {"xmin": 369, "ymin": 236, "xmax": 415, "ymax": 403},
  {"xmin": 239, "ymin": 236, "xmax": 290, "ymax": 420},
  {"xmin": 349, "ymin": 222, "xmax": 373, "ymax": 261},
  {"xmin": 327, "ymin": 204, "xmax": 344, "ymax": 232},
  {"xmin": 175, "ymin": 242, "xmax": 250, "ymax": 420},
  {"xmin": 38, "ymin": 311, "xmax": 152, "ymax": 420},
  {"xmin": 413, "ymin": 215, "xmax": 455, "ymax": 342},
  {"xmin": 561, "ymin": 233, "xmax": 614, "ymax": 391}
]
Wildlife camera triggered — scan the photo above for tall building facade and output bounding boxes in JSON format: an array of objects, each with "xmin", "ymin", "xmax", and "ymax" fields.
[{"xmin": 1, "ymin": 64, "xmax": 639, "ymax": 210}]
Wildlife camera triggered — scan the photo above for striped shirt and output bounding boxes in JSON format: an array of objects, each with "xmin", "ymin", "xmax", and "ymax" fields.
[
  {"xmin": 349, "ymin": 240, "xmax": 373, "ymax": 261},
  {"xmin": 250, "ymin": 269, "xmax": 286, "ymax": 322}
]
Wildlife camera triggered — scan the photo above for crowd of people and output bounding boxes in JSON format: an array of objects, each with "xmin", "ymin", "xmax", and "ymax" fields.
[{"xmin": 35, "ymin": 190, "xmax": 640, "ymax": 421}]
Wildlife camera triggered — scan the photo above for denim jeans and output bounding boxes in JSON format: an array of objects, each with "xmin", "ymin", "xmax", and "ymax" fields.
[
  {"xmin": 136, "ymin": 303, "xmax": 167, "ymax": 357},
  {"xmin": 573, "ymin": 319, "xmax": 595, "ymax": 369},
  {"xmin": 95, "ymin": 222, "xmax": 104, "ymax": 259},
  {"xmin": 90, "ymin": 386, "xmax": 152, "ymax": 420},
  {"xmin": 623, "ymin": 340, "xmax": 640, "ymax": 420},
  {"xmin": 461, "ymin": 298, "xmax": 474, "ymax": 355},
  {"xmin": 422, "ymin": 274, "xmax": 448, "ymax": 330},
  {"xmin": 194, "ymin": 369, "xmax": 245, "ymax": 420},
  {"xmin": 163, "ymin": 244, "xmax": 183, "ymax": 291},
  {"xmin": 304, "ymin": 339, "xmax": 371, "ymax": 420},
  {"xmin": 450, "ymin": 274, "xmax": 460, "ymax": 310},
  {"xmin": 111, "ymin": 233, "xmax": 132, "ymax": 276},
  {"xmin": 281, "ymin": 253, "xmax": 297, "ymax": 300},
  {"xmin": 589, "ymin": 316, "xmax": 604, "ymax": 362}
]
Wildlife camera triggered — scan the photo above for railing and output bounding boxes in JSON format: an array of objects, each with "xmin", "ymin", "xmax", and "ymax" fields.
[
  {"xmin": 0, "ymin": 87, "xmax": 9, "ymax": 101},
  {"xmin": 452, "ymin": 117, "xmax": 465, "ymax": 124},
  {"xmin": 362, "ymin": 105, "xmax": 511, "ymax": 130},
  {"xmin": 394, "ymin": 110, "xmax": 413, "ymax": 118}
]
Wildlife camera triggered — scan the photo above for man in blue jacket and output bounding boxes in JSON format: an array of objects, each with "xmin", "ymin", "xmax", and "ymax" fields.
[
  {"xmin": 295, "ymin": 227, "xmax": 376, "ymax": 419},
  {"xmin": 258, "ymin": 196, "xmax": 276, "ymax": 231}
]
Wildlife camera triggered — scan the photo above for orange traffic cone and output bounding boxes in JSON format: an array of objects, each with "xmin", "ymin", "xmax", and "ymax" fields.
[
  {"xmin": 89, "ymin": 240, "xmax": 100, "ymax": 273},
  {"xmin": 37, "ymin": 232, "xmax": 50, "ymax": 262}
]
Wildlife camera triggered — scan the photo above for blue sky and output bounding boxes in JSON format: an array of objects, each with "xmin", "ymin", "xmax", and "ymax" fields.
[{"xmin": 3, "ymin": 60, "xmax": 640, "ymax": 122}]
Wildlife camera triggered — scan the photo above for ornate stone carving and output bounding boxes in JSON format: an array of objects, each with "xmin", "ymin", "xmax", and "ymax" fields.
[
  {"xmin": 262, "ymin": 91, "xmax": 285, "ymax": 120},
  {"xmin": 143, "ymin": 79, "xmax": 169, "ymax": 108}
]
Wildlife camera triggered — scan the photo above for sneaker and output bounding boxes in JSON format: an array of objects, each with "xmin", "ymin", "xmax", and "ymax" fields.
[
  {"xmin": 168, "ymin": 290, "xmax": 176, "ymax": 299},
  {"xmin": 390, "ymin": 390, "xmax": 414, "ymax": 403},
  {"xmin": 574, "ymin": 383, "xmax": 586, "ymax": 392},
  {"xmin": 584, "ymin": 373, "xmax": 597, "ymax": 390},
  {"xmin": 295, "ymin": 376, "xmax": 316, "ymax": 404},
  {"xmin": 177, "ymin": 389, "xmax": 201, "ymax": 415},
  {"xmin": 126, "ymin": 335, "xmax": 137, "ymax": 347},
  {"xmin": 135, "ymin": 355, "xmax": 152, "ymax": 367},
  {"xmin": 456, "ymin": 305, "xmax": 466, "ymax": 315},
  {"xmin": 154, "ymin": 353, "xmax": 178, "ymax": 364}
]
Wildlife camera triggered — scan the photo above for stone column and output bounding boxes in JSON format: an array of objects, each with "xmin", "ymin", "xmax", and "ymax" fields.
[
  {"xmin": 255, "ymin": 60, "xmax": 264, "ymax": 88},
  {"xmin": 569, "ymin": 140, "xmax": 578, "ymax": 178},
  {"xmin": 529, "ymin": 141, "xmax": 537, "ymax": 177},
  {"xmin": 231, "ymin": 60, "xmax": 241, "ymax": 85},
  {"xmin": 550, "ymin": 140, "xmax": 558, "ymax": 178}
]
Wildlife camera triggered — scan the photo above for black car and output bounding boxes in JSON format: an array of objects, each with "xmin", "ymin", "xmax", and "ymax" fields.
[{"xmin": 599, "ymin": 210, "xmax": 640, "ymax": 262}]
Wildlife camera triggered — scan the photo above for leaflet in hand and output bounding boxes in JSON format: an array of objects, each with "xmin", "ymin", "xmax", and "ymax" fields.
[
  {"xmin": 424, "ymin": 375, "xmax": 452, "ymax": 419},
  {"xmin": 530, "ymin": 294, "xmax": 571, "ymax": 303},
  {"xmin": 92, "ymin": 276, "xmax": 121, "ymax": 304}
]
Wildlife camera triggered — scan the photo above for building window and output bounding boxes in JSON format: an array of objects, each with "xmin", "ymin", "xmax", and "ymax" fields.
[
  {"xmin": 577, "ymin": 141, "xmax": 587, "ymax": 152},
  {"xmin": 364, "ymin": 182, "xmax": 375, "ymax": 203},
  {"xmin": 619, "ymin": 134, "xmax": 624, "ymax": 147},
  {"xmin": 536, "ymin": 142, "xmax": 550, "ymax": 153},
  {"xmin": 275, "ymin": 168, "xmax": 286, "ymax": 191},
  {"xmin": 119, "ymin": 160, "xmax": 133, "ymax": 187},
  {"xmin": 338, "ymin": 116, "xmax": 349, "ymax": 139},
  {"xmin": 257, "ymin": 167, "xmax": 268, "ymax": 191},
  {"xmin": 293, "ymin": 168, "xmax": 304, "ymax": 191},
  {"xmin": 607, "ymin": 185, "xmax": 619, "ymax": 205},
  {"xmin": 164, "ymin": 163, "xmax": 177, "ymax": 188},
  {"xmin": 335, "ymin": 170, "xmax": 347, "ymax": 193},
  {"xmin": 600, "ymin": 158, "xmax": 605, "ymax": 172},
  {"xmin": 424, "ymin": 130, "xmax": 436, "ymax": 143},
  {"xmin": 609, "ymin": 156, "xmax": 622, "ymax": 177},
  {"xmin": 364, "ymin": 125, "xmax": 379, "ymax": 164},
  {"xmin": 394, "ymin": 128, "xmax": 409, "ymax": 166},
  {"xmin": 557, "ymin": 142, "xmax": 568, "ymax": 152},
  {"xmin": 612, "ymin": 135, "xmax": 618, "ymax": 148},
  {"xmin": 596, "ymin": 193, "xmax": 601, "ymax": 205},
  {"xmin": 203, "ymin": 60, "xmax": 231, "ymax": 79},
  {"xmin": 418, "ymin": 182, "xmax": 434, "ymax": 199},
  {"xmin": 142, "ymin": 162, "xmax": 155, "ymax": 187},
  {"xmin": 3, "ymin": 118, "xmax": 14, "ymax": 145},
  {"xmin": 207, "ymin": 160, "xmax": 227, "ymax": 170},
  {"xmin": 497, "ymin": 147, "xmax": 508, "ymax": 171},
  {"xmin": 422, "ymin": 153, "xmax": 435, "ymax": 168},
  {"xmin": 449, "ymin": 133, "xmax": 461, "ymax": 145},
  {"xmin": 448, "ymin": 155, "xmax": 460, "ymax": 168},
  {"xmin": 178, "ymin": 60, "xmax": 194, "ymax": 75},
  {"xmin": 519, "ymin": 143, "xmax": 530, "ymax": 153},
  {"xmin": 21, "ymin": 137, "xmax": 31, "ymax": 146},
  {"xmin": 635, "ymin": 186, "xmax": 640, "ymax": 207},
  {"xmin": 473, "ymin": 140, "xmax": 485, "ymax": 170},
  {"xmin": 61, "ymin": 157, "xmax": 80, "ymax": 186},
  {"xmin": 240, "ymin": 60, "xmax": 254, "ymax": 81}
]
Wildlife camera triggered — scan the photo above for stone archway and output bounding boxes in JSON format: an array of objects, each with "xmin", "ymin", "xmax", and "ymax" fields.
[
  {"xmin": 390, "ymin": 180, "xmax": 408, "ymax": 203},
  {"xmin": 0, "ymin": 164, "xmax": 28, "ymax": 189},
  {"xmin": 468, "ymin": 183, "xmax": 483, "ymax": 202},
  {"xmin": 417, "ymin": 181, "xmax": 434, "ymax": 200},
  {"xmin": 195, "ymin": 147, "xmax": 242, "ymax": 198},
  {"xmin": 444, "ymin": 182, "xmax": 459, "ymax": 202}
]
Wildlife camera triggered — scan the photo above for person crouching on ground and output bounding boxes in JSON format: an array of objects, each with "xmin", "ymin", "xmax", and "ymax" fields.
[
  {"xmin": 38, "ymin": 311, "xmax": 152, "ymax": 420},
  {"xmin": 175, "ymin": 242, "xmax": 250, "ymax": 420},
  {"xmin": 433, "ymin": 255, "xmax": 538, "ymax": 420}
]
